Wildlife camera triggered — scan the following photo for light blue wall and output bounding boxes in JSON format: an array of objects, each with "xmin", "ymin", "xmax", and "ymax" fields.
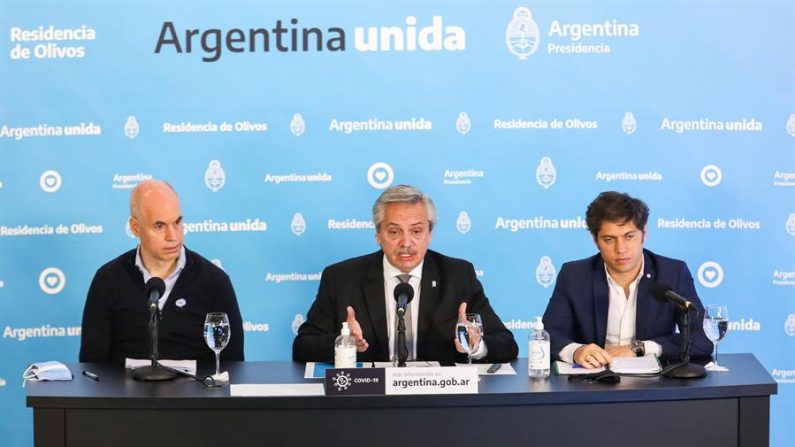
[{"xmin": 1, "ymin": 1, "xmax": 793, "ymax": 445}]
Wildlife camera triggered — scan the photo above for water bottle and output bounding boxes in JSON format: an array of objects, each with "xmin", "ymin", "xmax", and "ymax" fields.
[
  {"xmin": 334, "ymin": 322, "xmax": 357, "ymax": 368},
  {"xmin": 528, "ymin": 316, "xmax": 550, "ymax": 379}
]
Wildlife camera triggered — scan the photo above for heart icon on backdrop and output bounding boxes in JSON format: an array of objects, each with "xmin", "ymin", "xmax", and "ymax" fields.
[
  {"xmin": 375, "ymin": 170, "xmax": 386, "ymax": 181},
  {"xmin": 705, "ymin": 269, "xmax": 717, "ymax": 280},
  {"xmin": 46, "ymin": 275, "xmax": 58, "ymax": 286}
]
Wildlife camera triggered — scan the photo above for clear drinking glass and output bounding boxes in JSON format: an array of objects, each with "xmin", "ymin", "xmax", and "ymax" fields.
[
  {"xmin": 456, "ymin": 313, "xmax": 483, "ymax": 364},
  {"xmin": 703, "ymin": 305, "xmax": 729, "ymax": 367},
  {"xmin": 204, "ymin": 312, "xmax": 230, "ymax": 376}
]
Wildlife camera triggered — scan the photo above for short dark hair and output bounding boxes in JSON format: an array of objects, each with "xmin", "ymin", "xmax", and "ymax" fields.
[{"xmin": 585, "ymin": 191, "xmax": 649, "ymax": 238}]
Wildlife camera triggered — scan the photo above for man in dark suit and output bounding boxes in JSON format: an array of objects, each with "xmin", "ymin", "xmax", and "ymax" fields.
[
  {"xmin": 543, "ymin": 191, "xmax": 713, "ymax": 368},
  {"xmin": 293, "ymin": 185, "xmax": 518, "ymax": 365}
]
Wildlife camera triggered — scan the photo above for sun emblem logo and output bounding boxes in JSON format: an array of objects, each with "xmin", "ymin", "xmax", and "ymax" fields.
[{"xmin": 332, "ymin": 371, "xmax": 352, "ymax": 391}]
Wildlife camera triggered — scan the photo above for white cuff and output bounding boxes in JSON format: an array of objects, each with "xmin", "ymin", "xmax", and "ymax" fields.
[
  {"xmin": 469, "ymin": 339, "xmax": 489, "ymax": 360},
  {"xmin": 559, "ymin": 342, "xmax": 584, "ymax": 364},
  {"xmin": 643, "ymin": 340, "xmax": 662, "ymax": 357}
]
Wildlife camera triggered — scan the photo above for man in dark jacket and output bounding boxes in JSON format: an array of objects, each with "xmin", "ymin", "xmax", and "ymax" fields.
[
  {"xmin": 543, "ymin": 191, "xmax": 712, "ymax": 368},
  {"xmin": 79, "ymin": 180, "xmax": 244, "ymax": 363},
  {"xmin": 293, "ymin": 185, "xmax": 518, "ymax": 365}
]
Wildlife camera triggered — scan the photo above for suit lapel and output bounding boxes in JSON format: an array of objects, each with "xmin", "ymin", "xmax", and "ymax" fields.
[
  {"xmin": 417, "ymin": 253, "xmax": 440, "ymax": 359},
  {"xmin": 635, "ymin": 250, "xmax": 654, "ymax": 340},
  {"xmin": 592, "ymin": 257, "xmax": 609, "ymax": 346},
  {"xmin": 361, "ymin": 254, "xmax": 389, "ymax": 359}
]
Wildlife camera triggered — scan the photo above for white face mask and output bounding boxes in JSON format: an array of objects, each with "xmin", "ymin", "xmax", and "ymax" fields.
[{"xmin": 22, "ymin": 361, "xmax": 73, "ymax": 385}]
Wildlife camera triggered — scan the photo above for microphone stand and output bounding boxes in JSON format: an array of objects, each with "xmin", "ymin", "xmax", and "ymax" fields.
[
  {"xmin": 396, "ymin": 310, "xmax": 408, "ymax": 367},
  {"xmin": 662, "ymin": 308, "xmax": 706, "ymax": 379},
  {"xmin": 133, "ymin": 302, "xmax": 176, "ymax": 381}
]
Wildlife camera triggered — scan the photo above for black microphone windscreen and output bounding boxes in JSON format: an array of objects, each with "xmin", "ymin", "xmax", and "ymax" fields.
[
  {"xmin": 393, "ymin": 282, "xmax": 414, "ymax": 303},
  {"xmin": 145, "ymin": 277, "xmax": 166, "ymax": 297},
  {"xmin": 651, "ymin": 282, "xmax": 671, "ymax": 301}
]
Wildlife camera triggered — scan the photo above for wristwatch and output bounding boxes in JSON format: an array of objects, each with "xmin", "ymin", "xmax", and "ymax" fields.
[{"xmin": 630, "ymin": 339, "xmax": 645, "ymax": 357}]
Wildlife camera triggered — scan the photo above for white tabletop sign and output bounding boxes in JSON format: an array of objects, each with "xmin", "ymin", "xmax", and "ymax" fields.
[{"xmin": 385, "ymin": 366, "xmax": 478, "ymax": 395}]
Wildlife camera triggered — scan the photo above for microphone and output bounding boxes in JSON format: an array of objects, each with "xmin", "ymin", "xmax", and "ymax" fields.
[
  {"xmin": 393, "ymin": 281, "xmax": 414, "ymax": 367},
  {"xmin": 145, "ymin": 277, "xmax": 166, "ymax": 310},
  {"xmin": 650, "ymin": 282, "xmax": 706, "ymax": 379},
  {"xmin": 393, "ymin": 282, "xmax": 414, "ymax": 315},
  {"xmin": 133, "ymin": 276, "xmax": 175, "ymax": 381},
  {"xmin": 651, "ymin": 282, "xmax": 695, "ymax": 311}
]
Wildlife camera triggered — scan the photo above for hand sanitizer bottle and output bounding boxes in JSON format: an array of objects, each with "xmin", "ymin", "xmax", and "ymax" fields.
[
  {"xmin": 528, "ymin": 316, "xmax": 550, "ymax": 379},
  {"xmin": 334, "ymin": 322, "xmax": 357, "ymax": 368}
]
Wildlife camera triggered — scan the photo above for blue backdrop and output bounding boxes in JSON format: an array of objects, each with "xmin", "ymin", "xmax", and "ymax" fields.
[{"xmin": 1, "ymin": 1, "xmax": 794, "ymax": 445}]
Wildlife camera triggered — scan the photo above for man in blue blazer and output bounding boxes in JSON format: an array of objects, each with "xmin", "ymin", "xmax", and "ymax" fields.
[
  {"xmin": 543, "ymin": 192, "xmax": 713, "ymax": 368},
  {"xmin": 293, "ymin": 185, "xmax": 518, "ymax": 365}
]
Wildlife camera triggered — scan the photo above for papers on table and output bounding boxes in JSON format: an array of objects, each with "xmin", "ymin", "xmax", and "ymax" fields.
[
  {"xmin": 231, "ymin": 383, "xmax": 325, "ymax": 397},
  {"xmin": 556, "ymin": 361, "xmax": 603, "ymax": 375},
  {"xmin": 705, "ymin": 361, "xmax": 730, "ymax": 372},
  {"xmin": 371, "ymin": 361, "xmax": 441, "ymax": 369},
  {"xmin": 303, "ymin": 361, "xmax": 441, "ymax": 379},
  {"xmin": 455, "ymin": 363, "xmax": 517, "ymax": 375},
  {"xmin": 609, "ymin": 355, "xmax": 661, "ymax": 374},
  {"xmin": 304, "ymin": 362, "xmax": 343, "ymax": 379},
  {"xmin": 555, "ymin": 355, "xmax": 661, "ymax": 375},
  {"xmin": 125, "ymin": 358, "xmax": 197, "ymax": 375}
]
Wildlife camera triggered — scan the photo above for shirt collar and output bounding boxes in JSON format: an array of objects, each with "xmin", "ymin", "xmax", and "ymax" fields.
[
  {"xmin": 134, "ymin": 245, "xmax": 186, "ymax": 282},
  {"xmin": 604, "ymin": 256, "xmax": 645, "ymax": 288},
  {"xmin": 382, "ymin": 255, "xmax": 424, "ymax": 282}
]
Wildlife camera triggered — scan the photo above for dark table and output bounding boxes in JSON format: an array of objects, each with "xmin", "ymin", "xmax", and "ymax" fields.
[{"xmin": 26, "ymin": 353, "xmax": 777, "ymax": 447}]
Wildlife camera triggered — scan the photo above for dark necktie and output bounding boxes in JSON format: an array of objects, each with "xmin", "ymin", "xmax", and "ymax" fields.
[{"xmin": 396, "ymin": 274, "xmax": 414, "ymax": 360}]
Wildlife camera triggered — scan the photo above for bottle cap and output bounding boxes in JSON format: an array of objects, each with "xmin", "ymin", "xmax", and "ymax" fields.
[
  {"xmin": 533, "ymin": 316, "xmax": 544, "ymax": 331},
  {"xmin": 341, "ymin": 321, "xmax": 351, "ymax": 336}
]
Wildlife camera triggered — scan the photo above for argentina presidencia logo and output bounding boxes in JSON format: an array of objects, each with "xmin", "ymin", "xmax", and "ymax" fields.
[
  {"xmin": 535, "ymin": 157, "xmax": 557, "ymax": 189},
  {"xmin": 785, "ymin": 315, "xmax": 795, "ymax": 337},
  {"xmin": 124, "ymin": 116, "xmax": 140, "ymax": 139},
  {"xmin": 456, "ymin": 112, "xmax": 472, "ymax": 135},
  {"xmin": 622, "ymin": 112, "xmax": 637, "ymax": 135},
  {"xmin": 786, "ymin": 114, "xmax": 795, "ymax": 137},
  {"xmin": 291, "ymin": 113, "xmax": 306, "ymax": 136},
  {"xmin": 456, "ymin": 211, "xmax": 472, "ymax": 234},
  {"xmin": 506, "ymin": 7, "xmax": 540, "ymax": 60},
  {"xmin": 535, "ymin": 256, "xmax": 556, "ymax": 288},
  {"xmin": 785, "ymin": 213, "xmax": 795, "ymax": 236},
  {"xmin": 291, "ymin": 213, "xmax": 307, "ymax": 236},
  {"xmin": 204, "ymin": 160, "xmax": 226, "ymax": 192}
]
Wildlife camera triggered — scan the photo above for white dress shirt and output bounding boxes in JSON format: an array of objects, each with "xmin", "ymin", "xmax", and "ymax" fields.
[
  {"xmin": 382, "ymin": 257, "xmax": 422, "ymax": 361},
  {"xmin": 559, "ymin": 258, "xmax": 660, "ymax": 363},
  {"xmin": 134, "ymin": 245, "xmax": 186, "ymax": 310}
]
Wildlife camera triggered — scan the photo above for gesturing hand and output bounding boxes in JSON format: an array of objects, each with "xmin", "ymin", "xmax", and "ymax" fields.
[
  {"xmin": 453, "ymin": 302, "xmax": 482, "ymax": 354},
  {"xmin": 346, "ymin": 306, "xmax": 369, "ymax": 352}
]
